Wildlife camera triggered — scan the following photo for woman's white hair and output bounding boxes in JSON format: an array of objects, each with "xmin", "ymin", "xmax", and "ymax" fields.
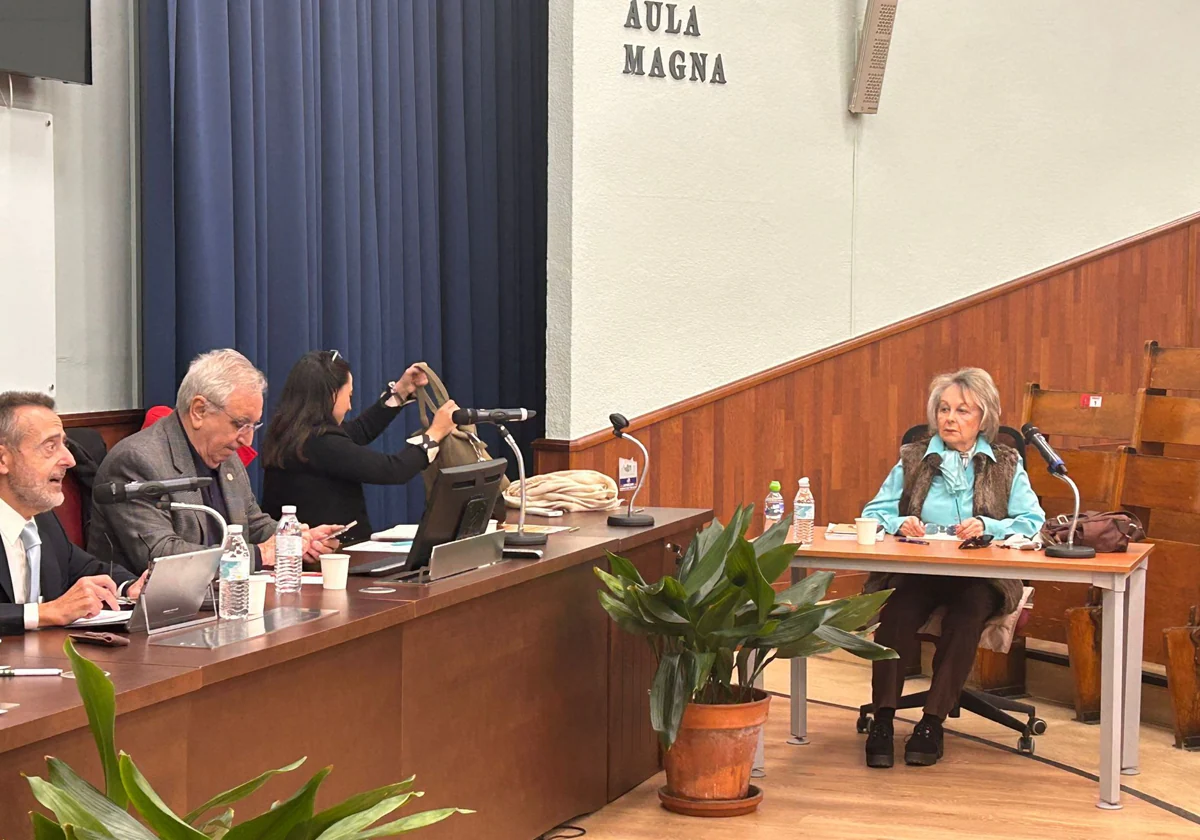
[
  {"xmin": 176, "ymin": 349, "xmax": 267, "ymax": 413},
  {"xmin": 926, "ymin": 368, "xmax": 1002, "ymax": 442}
]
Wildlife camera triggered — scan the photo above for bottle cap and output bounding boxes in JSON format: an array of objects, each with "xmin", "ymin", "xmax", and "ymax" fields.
[
  {"xmin": 769, "ymin": 481, "xmax": 781, "ymax": 492},
  {"xmin": 282, "ymin": 505, "xmax": 297, "ymax": 514},
  {"xmin": 228, "ymin": 524, "xmax": 243, "ymax": 534},
  {"xmin": 799, "ymin": 477, "xmax": 810, "ymax": 487}
]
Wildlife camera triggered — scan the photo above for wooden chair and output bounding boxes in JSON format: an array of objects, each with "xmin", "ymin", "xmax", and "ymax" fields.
[
  {"xmin": 1142, "ymin": 340, "xmax": 1200, "ymax": 392},
  {"xmin": 1021, "ymin": 382, "xmax": 1137, "ymax": 447}
]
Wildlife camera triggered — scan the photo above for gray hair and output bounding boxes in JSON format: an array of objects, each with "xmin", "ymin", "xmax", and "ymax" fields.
[
  {"xmin": 176, "ymin": 349, "xmax": 268, "ymax": 413},
  {"xmin": 0, "ymin": 391, "xmax": 57, "ymax": 447},
  {"xmin": 926, "ymin": 368, "xmax": 1002, "ymax": 442}
]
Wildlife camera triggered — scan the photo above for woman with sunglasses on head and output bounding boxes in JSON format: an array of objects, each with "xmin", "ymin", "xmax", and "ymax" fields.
[
  {"xmin": 857, "ymin": 368, "xmax": 1044, "ymax": 770},
  {"xmin": 260, "ymin": 351, "xmax": 459, "ymax": 546}
]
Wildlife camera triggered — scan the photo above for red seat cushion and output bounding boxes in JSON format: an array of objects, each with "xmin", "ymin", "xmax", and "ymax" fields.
[{"xmin": 56, "ymin": 471, "xmax": 86, "ymax": 548}]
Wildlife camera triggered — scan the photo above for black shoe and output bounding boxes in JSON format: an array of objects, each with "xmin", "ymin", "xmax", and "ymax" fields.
[
  {"xmin": 904, "ymin": 719, "xmax": 944, "ymax": 766},
  {"xmin": 865, "ymin": 719, "xmax": 894, "ymax": 768}
]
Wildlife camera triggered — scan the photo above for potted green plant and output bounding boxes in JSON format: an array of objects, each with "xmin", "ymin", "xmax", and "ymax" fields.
[
  {"xmin": 21, "ymin": 639, "xmax": 470, "ymax": 839},
  {"xmin": 596, "ymin": 505, "xmax": 896, "ymax": 816}
]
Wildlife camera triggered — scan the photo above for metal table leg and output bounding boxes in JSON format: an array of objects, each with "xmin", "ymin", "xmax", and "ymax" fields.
[
  {"xmin": 1121, "ymin": 565, "xmax": 1146, "ymax": 776},
  {"xmin": 789, "ymin": 656, "xmax": 809, "ymax": 745},
  {"xmin": 1097, "ymin": 585, "xmax": 1126, "ymax": 810}
]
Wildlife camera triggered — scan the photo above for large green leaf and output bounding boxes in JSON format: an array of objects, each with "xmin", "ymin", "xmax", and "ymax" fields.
[
  {"xmin": 351, "ymin": 808, "xmax": 473, "ymax": 838},
  {"xmin": 682, "ymin": 650, "xmax": 716, "ymax": 697},
  {"xmin": 821, "ymin": 590, "xmax": 892, "ymax": 633},
  {"xmin": 629, "ymin": 588, "xmax": 690, "ymax": 626},
  {"xmin": 30, "ymin": 812, "xmax": 67, "ymax": 840},
  {"xmin": 758, "ymin": 603, "xmax": 828, "ymax": 649},
  {"xmin": 753, "ymin": 515, "xmax": 794, "ymax": 558},
  {"xmin": 200, "ymin": 810, "xmax": 234, "ymax": 840},
  {"xmin": 63, "ymin": 825, "xmax": 111, "ymax": 840},
  {"xmin": 46, "ymin": 758, "xmax": 156, "ymax": 840},
  {"xmin": 693, "ymin": 587, "xmax": 741, "ymax": 639},
  {"xmin": 310, "ymin": 794, "xmax": 416, "ymax": 840},
  {"xmin": 597, "ymin": 591, "xmax": 654, "ymax": 636},
  {"xmin": 776, "ymin": 571, "xmax": 833, "ymax": 606},
  {"xmin": 223, "ymin": 768, "xmax": 332, "ymax": 840},
  {"xmin": 676, "ymin": 534, "xmax": 700, "ymax": 581},
  {"xmin": 813, "ymin": 624, "xmax": 898, "ymax": 661},
  {"xmin": 593, "ymin": 567, "xmax": 627, "ymax": 597},
  {"xmin": 24, "ymin": 777, "xmax": 109, "ymax": 837},
  {"xmin": 725, "ymin": 538, "xmax": 774, "ymax": 625},
  {"xmin": 606, "ymin": 553, "xmax": 646, "ymax": 586},
  {"xmin": 683, "ymin": 507, "xmax": 746, "ymax": 601},
  {"xmin": 649, "ymin": 653, "xmax": 689, "ymax": 749},
  {"xmin": 305, "ymin": 780, "xmax": 417, "ymax": 840},
  {"xmin": 119, "ymin": 754, "xmax": 208, "ymax": 840},
  {"xmin": 684, "ymin": 519, "xmax": 724, "ymax": 581},
  {"xmin": 64, "ymin": 639, "xmax": 127, "ymax": 808},
  {"xmin": 184, "ymin": 758, "xmax": 307, "ymax": 824},
  {"xmin": 755, "ymin": 542, "xmax": 800, "ymax": 588}
]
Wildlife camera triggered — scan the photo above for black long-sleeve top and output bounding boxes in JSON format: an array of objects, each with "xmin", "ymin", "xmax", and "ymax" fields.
[{"xmin": 261, "ymin": 397, "xmax": 428, "ymax": 544}]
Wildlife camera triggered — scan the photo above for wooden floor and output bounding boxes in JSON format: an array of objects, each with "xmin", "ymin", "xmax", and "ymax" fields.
[{"xmin": 580, "ymin": 657, "xmax": 1200, "ymax": 839}]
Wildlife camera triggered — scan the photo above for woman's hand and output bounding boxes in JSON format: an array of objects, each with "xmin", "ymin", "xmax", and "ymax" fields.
[
  {"xmin": 392, "ymin": 364, "xmax": 429, "ymax": 400},
  {"xmin": 428, "ymin": 399, "xmax": 460, "ymax": 442},
  {"xmin": 955, "ymin": 518, "xmax": 986, "ymax": 540},
  {"xmin": 898, "ymin": 517, "xmax": 926, "ymax": 538}
]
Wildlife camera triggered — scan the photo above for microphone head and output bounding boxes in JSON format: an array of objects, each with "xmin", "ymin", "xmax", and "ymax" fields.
[
  {"xmin": 609, "ymin": 413, "xmax": 630, "ymax": 437},
  {"xmin": 525, "ymin": 409, "xmax": 538, "ymax": 420},
  {"xmin": 1020, "ymin": 423, "xmax": 1039, "ymax": 442},
  {"xmin": 92, "ymin": 482, "xmax": 120, "ymax": 504}
]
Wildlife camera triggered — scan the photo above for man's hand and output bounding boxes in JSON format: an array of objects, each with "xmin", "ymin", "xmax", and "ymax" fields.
[
  {"xmin": 258, "ymin": 535, "xmax": 277, "ymax": 569},
  {"xmin": 955, "ymin": 518, "xmax": 986, "ymax": 540},
  {"xmin": 127, "ymin": 571, "xmax": 149, "ymax": 601},
  {"xmin": 898, "ymin": 517, "xmax": 926, "ymax": 538},
  {"xmin": 39, "ymin": 576, "xmax": 120, "ymax": 627},
  {"xmin": 304, "ymin": 523, "xmax": 343, "ymax": 561}
]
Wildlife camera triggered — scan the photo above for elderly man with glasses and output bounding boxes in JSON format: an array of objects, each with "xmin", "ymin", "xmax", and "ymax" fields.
[{"xmin": 88, "ymin": 349, "xmax": 340, "ymax": 574}]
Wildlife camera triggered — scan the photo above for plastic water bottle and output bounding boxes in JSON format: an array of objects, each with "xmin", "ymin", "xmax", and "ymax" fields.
[
  {"xmin": 792, "ymin": 477, "xmax": 815, "ymax": 547},
  {"xmin": 764, "ymin": 481, "xmax": 785, "ymax": 533},
  {"xmin": 274, "ymin": 505, "xmax": 304, "ymax": 594},
  {"xmin": 218, "ymin": 525, "xmax": 251, "ymax": 620}
]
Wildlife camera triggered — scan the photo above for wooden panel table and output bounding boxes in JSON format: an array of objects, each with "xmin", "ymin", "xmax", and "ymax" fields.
[
  {"xmin": 0, "ymin": 508, "xmax": 711, "ymax": 840},
  {"xmin": 783, "ymin": 533, "xmax": 1153, "ymax": 811}
]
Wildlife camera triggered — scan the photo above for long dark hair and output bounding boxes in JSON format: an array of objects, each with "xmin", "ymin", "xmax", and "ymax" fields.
[{"xmin": 261, "ymin": 351, "xmax": 352, "ymax": 468}]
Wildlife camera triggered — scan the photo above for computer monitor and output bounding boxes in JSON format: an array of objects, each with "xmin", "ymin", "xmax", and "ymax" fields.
[{"xmin": 401, "ymin": 458, "xmax": 508, "ymax": 573}]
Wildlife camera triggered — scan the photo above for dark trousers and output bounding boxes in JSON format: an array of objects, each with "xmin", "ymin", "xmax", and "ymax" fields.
[{"xmin": 871, "ymin": 575, "xmax": 1001, "ymax": 719}]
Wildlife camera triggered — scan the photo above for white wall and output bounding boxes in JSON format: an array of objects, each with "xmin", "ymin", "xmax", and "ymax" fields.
[
  {"xmin": 6, "ymin": 0, "xmax": 137, "ymax": 413},
  {"xmin": 547, "ymin": 0, "xmax": 1200, "ymax": 439}
]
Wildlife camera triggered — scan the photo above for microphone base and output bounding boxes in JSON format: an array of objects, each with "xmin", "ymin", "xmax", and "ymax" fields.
[
  {"xmin": 608, "ymin": 512, "xmax": 656, "ymax": 528},
  {"xmin": 1045, "ymin": 544, "xmax": 1097, "ymax": 559},
  {"xmin": 504, "ymin": 530, "xmax": 548, "ymax": 547}
]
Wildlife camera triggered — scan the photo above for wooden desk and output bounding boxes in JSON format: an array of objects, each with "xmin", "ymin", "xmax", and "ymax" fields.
[
  {"xmin": 783, "ymin": 534, "xmax": 1152, "ymax": 811},
  {"xmin": 0, "ymin": 508, "xmax": 711, "ymax": 840}
]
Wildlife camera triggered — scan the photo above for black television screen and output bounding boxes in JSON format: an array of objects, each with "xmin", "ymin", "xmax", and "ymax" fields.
[{"xmin": 0, "ymin": 0, "xmax": 91, "ymax": 85}]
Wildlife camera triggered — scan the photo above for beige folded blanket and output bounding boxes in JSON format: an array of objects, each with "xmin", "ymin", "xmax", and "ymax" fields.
[{"xmin": 503, "ymin": 470, "xmax": 621, "ymax": 512}]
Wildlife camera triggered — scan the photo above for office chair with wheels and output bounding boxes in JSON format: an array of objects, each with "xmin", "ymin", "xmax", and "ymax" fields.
[{"xmin": 857, "ymin": 423, "xmax": 1046, "ymax": 755}]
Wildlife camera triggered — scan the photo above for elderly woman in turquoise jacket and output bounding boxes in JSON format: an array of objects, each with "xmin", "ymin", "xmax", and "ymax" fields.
[{"xmin": 859, "ymin": 367, "xmax": 1045, "ymax": 770}]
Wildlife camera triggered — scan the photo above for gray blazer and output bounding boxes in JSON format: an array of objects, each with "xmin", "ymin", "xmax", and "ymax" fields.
[{"xmin": 87, "ymin": 412, "xmax": 277, "ymax": 574}]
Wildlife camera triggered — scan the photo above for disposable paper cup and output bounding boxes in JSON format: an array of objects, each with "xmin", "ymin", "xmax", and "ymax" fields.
[
  {"xmin": 855, "ymin": 518, "xmax": 878, "ymax": 546},
  {"xmin": 320, "ymin": 554, "xmax": 350, "ymax": 590},
  {"xmin": 247, "ymin": 574, "xmax": 270, "ymax": 616}
]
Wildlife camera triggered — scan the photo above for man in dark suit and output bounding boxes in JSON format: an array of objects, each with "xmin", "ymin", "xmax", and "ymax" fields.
[{"xmin": 0, "ymin": 392, "xmax": 145, "ymax": 635}]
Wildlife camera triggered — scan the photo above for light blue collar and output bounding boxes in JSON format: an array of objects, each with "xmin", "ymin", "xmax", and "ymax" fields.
[{"xmin": 925, "ymin": 435, "xmax": 996, "ymax": 462}]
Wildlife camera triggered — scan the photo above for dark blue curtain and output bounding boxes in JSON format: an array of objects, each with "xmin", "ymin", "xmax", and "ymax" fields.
[{"xmin": 139, "ymin": 0, "xmax": 548, "ymax": 526}]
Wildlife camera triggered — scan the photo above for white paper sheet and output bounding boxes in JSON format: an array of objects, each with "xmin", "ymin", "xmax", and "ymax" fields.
[
  {"xmin": 68, "ymin": 610, "xmax": 131, "ymax": 628},
  {"xmin": 344, "ymin": 540, "xmax": 413, "ymax": 554}
]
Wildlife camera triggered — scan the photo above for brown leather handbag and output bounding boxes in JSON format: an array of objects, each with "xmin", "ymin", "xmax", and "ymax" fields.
[{"xmin": 1041, "ymin": 511, "xmax": 1145, "ymax": 553}]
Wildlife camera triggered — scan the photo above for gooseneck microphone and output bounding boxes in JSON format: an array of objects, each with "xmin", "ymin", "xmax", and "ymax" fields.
[
  {"xmin": 608, "ymin": 412, "xmax": 654, "ymax": 528},
  {"xmin": 1020, "ymin": 424, "xmax": 1094, "ymax": 559},
  {"xmin": 452, "ymin": 408, "xmax": 537, "ymax": 425},
  {"xmin": 93, "ymin": 476, "xmax": 214, "ymax": 505},
  {"xmin": 1021, "ymin": 424, "xmax": 1067, "ymax": 476}
]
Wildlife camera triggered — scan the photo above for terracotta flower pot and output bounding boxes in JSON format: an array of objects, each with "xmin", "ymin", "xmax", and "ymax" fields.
[{"xmin": 662, "ymin": 689, "xmax": 770, "ymax": 804}]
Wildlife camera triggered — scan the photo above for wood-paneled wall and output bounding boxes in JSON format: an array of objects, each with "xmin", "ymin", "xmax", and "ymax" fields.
[{"xmin": 535, "ymin": 212, "xmax": 1200, "ymax": 617}]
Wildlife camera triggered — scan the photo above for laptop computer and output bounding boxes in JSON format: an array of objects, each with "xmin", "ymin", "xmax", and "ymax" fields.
[{"xmin": 69, "ymin": 546, "xmax": 223, "ymax": 634}]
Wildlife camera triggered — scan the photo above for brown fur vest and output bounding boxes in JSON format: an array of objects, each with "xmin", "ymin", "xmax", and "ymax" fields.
[{"xmin": 864, "ymin": 437, "xmax": 1024, "ymax": 617}]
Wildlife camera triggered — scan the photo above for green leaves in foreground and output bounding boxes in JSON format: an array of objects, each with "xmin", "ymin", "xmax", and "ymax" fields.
[
  {"xmin": 595, "ymin": 505, "xmax": 899, "ymax": 750},
  {"xmin": 25, "ymin": 640, "xmax": 470, "ymax": 839}
]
